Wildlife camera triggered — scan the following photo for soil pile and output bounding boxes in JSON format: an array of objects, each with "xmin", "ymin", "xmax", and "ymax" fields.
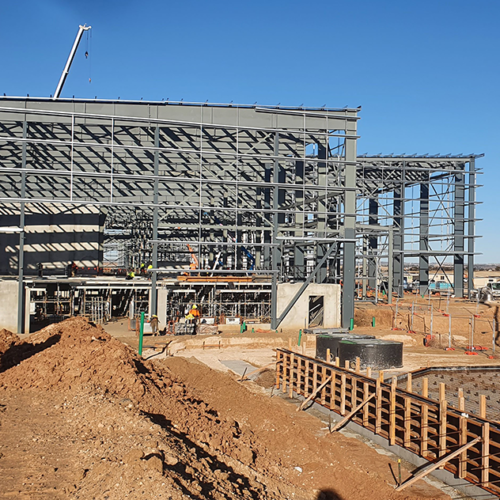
[
  {"xmin": 0, "ymin": 328, "xmax": 19, "ymax": 355},
  {"xmin": 0, "ymin": 317, "xmax": 452, "ymax": 499}
]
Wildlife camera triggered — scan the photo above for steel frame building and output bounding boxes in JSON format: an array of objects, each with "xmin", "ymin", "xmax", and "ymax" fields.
[{"xmin": 0, "ymin": 98, "xmax": 481, "ymax": 332}]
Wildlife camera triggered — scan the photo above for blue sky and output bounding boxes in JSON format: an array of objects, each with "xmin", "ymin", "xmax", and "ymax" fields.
[{"xmin": 1, "ymin": 0, "xmax": 499, "ymax": 262}]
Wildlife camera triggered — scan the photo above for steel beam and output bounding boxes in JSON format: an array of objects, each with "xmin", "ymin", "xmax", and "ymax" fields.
[{"xmin": 393, "ymin": 164, "xmax": 405, "ymax": 297}]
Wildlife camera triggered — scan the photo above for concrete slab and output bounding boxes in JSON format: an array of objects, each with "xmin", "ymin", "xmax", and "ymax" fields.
[{"xmin": 219, "ymin": 360, "xmax": 260, "ymax": 380}]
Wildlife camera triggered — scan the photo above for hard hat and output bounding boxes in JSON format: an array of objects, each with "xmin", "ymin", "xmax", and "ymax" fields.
[
  {"xmin": 192, "ymin": 305, "xmax": 197, "ymax": 309},
  {"xmin": 152, "ymin": 314, "xmax": 157, "ymax": 318}
]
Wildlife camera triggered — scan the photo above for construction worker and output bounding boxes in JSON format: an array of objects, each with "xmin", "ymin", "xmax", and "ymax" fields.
[
  {"xmin": 126, "ymin": 269, "xmax": 135, "ymax": 280},
  {"xmin": 189, "ymin": 304, "xmax": 201, "ymax": 325},
  {"xmin": 147, "ymin": 263, "xmax": 153, "ymax": 273},
  {"xmin": 140, "ymin": 263, "xmax": 146, "ymax": 275},
  {"xmin": 150, "ymin": 314, "xmax": 159, "ymax": 336}
]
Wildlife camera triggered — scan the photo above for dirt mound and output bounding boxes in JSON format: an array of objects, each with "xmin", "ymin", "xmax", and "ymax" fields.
[
  {"xmin": 0, "ymin": 328, "xmax": 19, "ymax": 354},
  {"xmin": 0, "ymin": 318, "xmax": 266, "ymax": 473}
]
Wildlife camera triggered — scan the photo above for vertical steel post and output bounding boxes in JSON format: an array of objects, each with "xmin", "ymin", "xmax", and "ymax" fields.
[
  {"xmin": 368, "ymin": 198, "xmax": 378, "ymax": 289},
  {"xmin": 393, "ymin": 163, "xmax": 405, "ymax": 297},
  {"xmin": 467, "ymin": 159, "xmax": 476, "ymax": 298},
  {"xmin": 17, "ymin": 119, "xmax": 28, "ymax": 334},
  {"xmin": 316, "ymin": 144, "xmax": 328, "ymax": 283},
  {"xmin": 342, "ymin": 117, "xmax": 357, "ymax": 328},
  {"xmin": 150, "ymin": 125, "xmax": 160, "ymax": 315},
  {"xmin": 271, "ymin": 133, "xmax": 280, "ymax": 329},
  {"xmin": 419, "ymin": 175, "xmax": 430, "ymax": 296},
  {"xmin": 454, "ymin": 171, "xmax": 465, "ymax": 298},
  {"xmin": 294, "ymin": 160, "xmax": 305, "ymax": 280}
]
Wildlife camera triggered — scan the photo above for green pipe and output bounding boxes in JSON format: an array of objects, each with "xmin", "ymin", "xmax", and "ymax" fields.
[
  {"xmin": 298, "ymin": 329, "xmax": 302, "ymax": 346},
  {"xmin": 372, "ymin": 316, "xmax": 376, "ymax": 327},
  {"xmin": 138, "ymin": 312, "xmax": 145, "ymax": 356},
  {"xmin": 349, "ymin": 318, "xmax": 354, "ymax": 331}
]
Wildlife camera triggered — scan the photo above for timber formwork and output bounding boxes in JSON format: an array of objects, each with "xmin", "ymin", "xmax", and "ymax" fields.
[
  {"xmin": 0, "ymin": 97, "xmax": 481, "ymax": 333},
  {"xmin": 276, "ymin": 349, "xmax": 500, "ymax": 496}
]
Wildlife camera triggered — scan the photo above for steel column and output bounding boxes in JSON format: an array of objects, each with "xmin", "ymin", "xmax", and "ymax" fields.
[
  {"xmin": 271, "ymin": 134, "xmax": 280, "ymax": 329},
  {"xmin": 467, "ymin": 160, "xmax": 476, "ymax": 298},
  {"xmin": 17, "ymin": 119, "xmax": 27, "ymax": 334},
  {"xmin": 419, "ymin": 176, "xmax": 430, "ymax": 295},
  {"xmin": 294, "ymin": 160, "xmax": 305, "ymax": 280},
  {"xmin": 393, "ymin": 164, "xmax": 405, "ymax": 297},
  {"xmin": 454, "ymin": 171, "xmax": 465, "ymax": 298},
  {"xmin": 342, "ymin": 120, "xmax": 357, "ymax": 328},
  {"xmin": 368, "ymin": 198, "xmax": 378, "ymax": 289},
  {"xmin": 150, "ymin": 125, "xmax": 160, "ymax": 316}
]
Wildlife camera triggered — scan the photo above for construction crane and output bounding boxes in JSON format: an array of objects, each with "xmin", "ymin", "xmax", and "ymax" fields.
[{"xmin": 53, "ymin": 24, "xmax": 91, "ymax": 100}]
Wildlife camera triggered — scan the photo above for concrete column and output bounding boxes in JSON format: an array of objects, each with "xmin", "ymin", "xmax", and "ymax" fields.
[{"xmin": 454, "ymin": 171, "xmax": 465, "ymax": 298}]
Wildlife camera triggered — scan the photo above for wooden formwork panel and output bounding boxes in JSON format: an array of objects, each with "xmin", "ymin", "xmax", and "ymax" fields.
[{"xmin": 275, "ymin": 349, "xmax": 500, "ymax": 496}]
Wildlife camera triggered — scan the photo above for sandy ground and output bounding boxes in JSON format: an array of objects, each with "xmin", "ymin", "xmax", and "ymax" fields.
[{"xmin": 0, "ymin": 317, "xmax": 458, "ymax": 500}]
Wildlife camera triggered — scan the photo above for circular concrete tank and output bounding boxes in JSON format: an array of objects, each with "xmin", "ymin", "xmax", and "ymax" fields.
[
  {"xmin": 339, "ymin": 339, "xmax": 403, "ymax": 369},
  {"xmin": 315, "ymin": 333, "xmax": 376, "ymax": 361}
]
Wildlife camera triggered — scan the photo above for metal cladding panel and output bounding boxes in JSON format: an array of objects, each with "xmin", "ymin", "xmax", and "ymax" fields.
[
  {"xmin": 339, "ymin": 339, "xmax": 403, "ymax": 369},
  {"xmin": 315, "ymin": 333, "xmax": 375, "ymax": 360}
]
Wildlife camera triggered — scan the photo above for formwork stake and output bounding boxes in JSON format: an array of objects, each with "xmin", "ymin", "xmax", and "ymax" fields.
[
  {"xmin": 349, "ymin": 318, "xmax": 354, "ymax": 331},
  {"xmin": 372, "ymin": 316, "xmax": 375, "ymax": 327},
  {"xmin": 298, "ymin": 329, "xmax": 302, "ymax": 346}
]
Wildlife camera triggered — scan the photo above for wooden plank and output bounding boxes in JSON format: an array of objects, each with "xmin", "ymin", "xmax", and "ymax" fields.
[
  {"xmin": 305, "ymin": 359, "xmax": 310, "ymax": 397},
  {"xmin": 344, "ymin": 360, "xmax": 350, "ymax": 370},
  {"xmin": 281, "ymin": 352, "xmax": 288, "ymax": 393},
  {"xmin": 355, "ymin": 356, "xmax": 360, "ymax": 374},
  {"xmin": 335, "ymin": 357, "xmax": 340, "ymax": 367},
  {"xmin": 390, "ymin": 376, "xmax": 397, "ymax": 445},
  {"xmin": 458, "ymin": 393, "xmax": 467, "ymax": 479},
  {"xmin": 395, "ymin": 437, "xmax": 481, "ymax": 491},
  {"xmin": 297, "ymin": 376, "xmax": 332, "ymax": 412},
  {"xmin": 483, "ymin": 422, "xmax": 490, "ymax": 487},
  {"xmin": 422, "ymin": 378, "xmax": 429, "ymax": 458},
  {"xmin": 302, "ymin": 340, "xmax": 307, "ymax": 355},
  {"xmin": 331, "ymin": 393, "xmax": 376, "ymax": 432},
  {"xmin": 288, "ymin": 354, "xmax": 295, "ymax": 398},
  {"xmin": 341, "ymin": 373, "xmax": 347, "ymax": 416},
  {"xmin": 366, "ymin": 366, "xmax": 372, "ymax": 379},
  {"xmin": 363, "ymin": 379, "xmax": 370, "ymax": 427},
  {"xmin": 375, "ymin": 378, "xmax": 382, "ymax": 435},
  {"xmin": 320, "ymin": 366, "xmax": 327, "ymax": 405},
  {"xmin": 275, "ymin": 351, "xmax": 282, "ymax": 388},
  {"xmin": 326, "ymin": 348, "xmax": 331, "ymax": 363},
  {"xmin": 439, "ymin": 383, "xmax": 447, "ymax": 461},
  {"xmin": 480, "ymin": 394, "xmax": 487, "ymax": 419},
  {"xmin": 313, "ymin": 362, "xmax": 318, "ymax": 393},
  {"xmin": 329, "ymin": 372, "xmax": 336, "ymax": 411}
]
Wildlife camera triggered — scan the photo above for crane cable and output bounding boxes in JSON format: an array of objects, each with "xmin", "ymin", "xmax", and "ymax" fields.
[{"xmin": 85, "ymin": 29, "xmax": 92, "ymax": 84}]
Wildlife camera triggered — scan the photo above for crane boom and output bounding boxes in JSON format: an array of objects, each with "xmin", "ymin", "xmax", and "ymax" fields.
[{"xmin": 53, "ymin": 24, "xmax": 91, "ymax": 100}]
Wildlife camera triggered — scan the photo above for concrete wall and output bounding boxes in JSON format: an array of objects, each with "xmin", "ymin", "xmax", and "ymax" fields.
[
  {"xmin": 0, "ymin": 281, "xmax": 19, "ymax": 332},
  {"xmin": 0, "ymin": 207, "xmax": 104, "ymax": 275},
  {"xmin": 277, "ymin": 283, "xmax": 341, "ymax": 329},
  {"xmin": 157, "ymin": 288, "xmax": 168, "ymax": 330}
]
